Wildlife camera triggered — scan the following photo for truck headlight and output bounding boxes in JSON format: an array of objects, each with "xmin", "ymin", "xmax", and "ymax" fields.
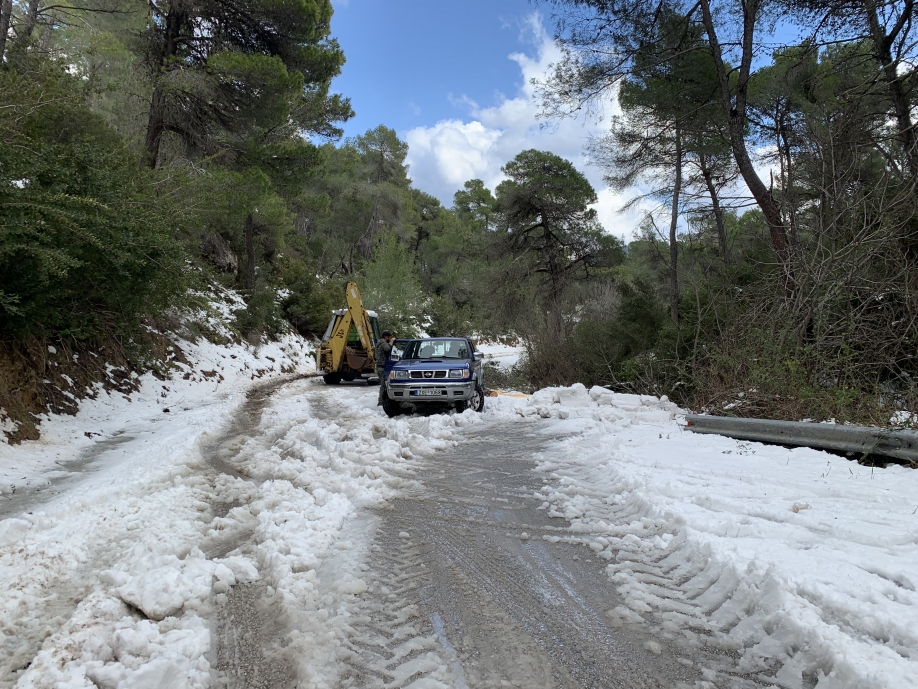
[
  {"xmin": 448, "ymin": 367, "xmax": 469, "ymax": 378},
  {"xmin": 392, "ymin": 370, "xmax": 408, "ymax": 379}
]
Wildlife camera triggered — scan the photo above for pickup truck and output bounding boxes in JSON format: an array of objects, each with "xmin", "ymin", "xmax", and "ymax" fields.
[{"xmin": 382, "ymin": 337, "xmax": 485, "ymax": 417}]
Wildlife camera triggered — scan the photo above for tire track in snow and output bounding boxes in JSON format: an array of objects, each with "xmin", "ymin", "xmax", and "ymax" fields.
[
  {"xmin": 338, "ymin": 524, "xmax": 456, "ymax": 688},
  {"xmin": 0, "ymin": 432, "xmax": 135, "ymax": 520},
  {"xmin": 200, "ymin": 381, "xmax": 448, "ymax": 688},
  {"xmin": 215, "ymin": 583, "xmax": 296, "ymax": 689},
  {"xmin": 2, "ymin": 378, "xmax": 414, "ymax": 688},
  {"xmin": 540, "ymin": 471, "xmax": 820, "ymax": 688},
  {"xmin": 199, "ymin": 377, "xmax": 300, "ymax": 689},
  {"xmin": 340, "ymin": 422, "xmax": 711, "ymax": 689}
]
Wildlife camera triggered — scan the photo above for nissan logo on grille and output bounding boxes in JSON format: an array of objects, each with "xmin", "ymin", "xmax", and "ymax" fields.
[{"xmin": 410, "ymin": 370, "xmax": 447, "ymax": 379}]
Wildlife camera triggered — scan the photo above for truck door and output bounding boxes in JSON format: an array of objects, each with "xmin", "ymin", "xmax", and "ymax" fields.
[{"xmin": 384, "ymin": 339, "xmax": 411, "ymax": 380}]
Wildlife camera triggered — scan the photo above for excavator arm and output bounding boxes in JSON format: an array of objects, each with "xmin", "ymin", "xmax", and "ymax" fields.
[
  {"xmin": 345, "ymin": 282, "xmax": 376, "ymax": 360},
  {"xmin": 316, "ymin": 282, "xmax": 379, "ymax": 383}
]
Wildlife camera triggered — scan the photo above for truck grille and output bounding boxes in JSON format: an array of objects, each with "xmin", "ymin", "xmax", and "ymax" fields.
[{"xmin": 409, "ymin": 370, "xmax": 447, "ymax": 379}]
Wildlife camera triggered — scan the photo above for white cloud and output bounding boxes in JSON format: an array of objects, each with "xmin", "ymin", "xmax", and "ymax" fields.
[
  {"xmin": 406, "ymin": 120, "xmax": 502, "ymax": 187},
  {"xmin": 404, "ymin": 13, "xmax": 646, "ymax": 240}
]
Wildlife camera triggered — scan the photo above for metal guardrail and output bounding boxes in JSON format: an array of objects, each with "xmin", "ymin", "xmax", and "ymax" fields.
[{"xmin": 684, "ymin": 415, "xmax": 918, "ymax": 463}]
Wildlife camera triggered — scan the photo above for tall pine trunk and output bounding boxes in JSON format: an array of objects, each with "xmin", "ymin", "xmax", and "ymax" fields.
[
  {"xmin": 244, "ymin": 213, "xmax": 256, "ymax": 290},
  {"xmin": 0, "ymin": 0, "xmax": 13, "ymax": 63},
  {"xmin": 1, "ymin": 0, "xmax": 38, "ymax": 61},
  {"xmin": 699, "ymin": 152, "xmax": 729, "ymax": 263},
  {"xmin": 699, "ymin": 0, "xmax": 796, "ymax": 296},
  {"xmin": 864, "ymin": 0, "xmax": 918, "ymax": 177},
  {"xmin": 669, "ymin": 127, "xmax": 682, "ymax": 324},
  {"xmin": 18, "ymin": 0, "xmax": 40, "ymax": 45},
  {"xmin": 143, "ymin": 3, "xmax": 184, "ymax": 169},
  {"xmin": 144, "ymin": 88, "xmax": 167, "ymax": 169}
]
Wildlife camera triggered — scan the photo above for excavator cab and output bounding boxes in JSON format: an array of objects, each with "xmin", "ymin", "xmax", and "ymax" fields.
[
  {"xmin": 316, "ymin": 283, "xmax": 381, "ymax": 385},
  {"xmin": 320, "ymin": 311, "xmax": 381, "ymax": 346}
]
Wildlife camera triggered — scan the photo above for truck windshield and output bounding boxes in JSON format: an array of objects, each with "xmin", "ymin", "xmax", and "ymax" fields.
[{"xmin": 403, "ymin": 339, "xmax": 470, "ymax": 360}]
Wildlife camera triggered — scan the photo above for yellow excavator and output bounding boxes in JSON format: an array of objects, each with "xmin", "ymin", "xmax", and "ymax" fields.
[{"xmin": 316, "ymin": 282, "xmax": 381, "ymax": 385}]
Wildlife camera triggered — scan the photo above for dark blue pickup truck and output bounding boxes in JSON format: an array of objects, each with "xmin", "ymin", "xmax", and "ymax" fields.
[{"xmin": 381, "ymin": 337, "xmax": 485, "ymax": 417}]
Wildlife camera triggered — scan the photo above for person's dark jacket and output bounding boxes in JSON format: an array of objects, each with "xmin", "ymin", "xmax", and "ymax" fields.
[{"xmin": 374, "ymin": 339, "xmax": 392, "ymax": 370}]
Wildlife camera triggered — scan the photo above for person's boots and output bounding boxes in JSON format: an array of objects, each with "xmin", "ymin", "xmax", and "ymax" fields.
[{"xmin": 377, "ymin": 379, "xmax": 385, "ymax": 406}]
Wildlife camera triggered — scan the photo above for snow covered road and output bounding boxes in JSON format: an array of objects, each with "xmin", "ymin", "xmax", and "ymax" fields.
[
  {"xmin": 1, "ymin": 373, "xmax": 916, "ymax": 688},
  {"xmin": 343, "ymin": 420, "xmax": 702, "ymax": 688}
]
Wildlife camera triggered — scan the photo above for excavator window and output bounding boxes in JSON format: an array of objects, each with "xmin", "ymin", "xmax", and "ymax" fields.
[
  {"xmin": 321, "ymin": 315, "xmax": 338, "ymax": 343},
  {"xmin": 347, "ymin": 324, "xmax": 360, "ymax": 345}
]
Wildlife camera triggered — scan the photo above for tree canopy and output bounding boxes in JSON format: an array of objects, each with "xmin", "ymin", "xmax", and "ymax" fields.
[{"xmin": 4, "ymin": 0, "xmax": 918, "ymax": 428}]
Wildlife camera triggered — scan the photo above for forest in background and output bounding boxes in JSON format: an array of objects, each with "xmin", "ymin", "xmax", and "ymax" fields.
[{"xmin": 2, "ymin": 0, "xmax": 918, "ymax": 435}]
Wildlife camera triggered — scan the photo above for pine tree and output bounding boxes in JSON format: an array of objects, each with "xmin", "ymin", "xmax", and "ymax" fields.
[{"xmin": 139, "ymin": 0, "xmax": 352, "ymax": 168}]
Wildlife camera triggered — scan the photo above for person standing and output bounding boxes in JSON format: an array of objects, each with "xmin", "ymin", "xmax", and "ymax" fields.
[{"xmin": 375, "ymin": 331, "xmax": 395, "ymax": 405}]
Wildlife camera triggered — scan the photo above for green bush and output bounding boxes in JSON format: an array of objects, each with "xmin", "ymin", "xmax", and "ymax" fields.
[
  {"xmin": 688, "ymin": 327, "xmax": 894, "ymax": 423},
  {"xmin": 518, "ymin": 279, "xmax": 668, "ymax": 390},
  {"xmin": 280, "ymin": 265, "xmax": 344, "ymax": 336},
  {"xmin": 362, "ymin": 231, "xmax": 425, "ymax": 336},
  {"xmin": 482, "ymin": 360, "xmax": 530, "ymax": 392},
  {"xmin": 0, "ymin": 65, "xmax": 187, "ymax": 341},
  {"xmin": 234, "ymin": 280, "xmax": 287, "ymax": 342}
]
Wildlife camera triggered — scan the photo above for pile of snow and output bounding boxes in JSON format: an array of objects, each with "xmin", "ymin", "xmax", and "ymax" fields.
[
  {"xmin": 0, "ymin": 371, "xmax": 487, "ymax": 687},
  {"xmin": 502, "ymin": 383, "xmax": 918, "ymax": 688},
  {"xmin": 890, "ymin": 410, "xmax": 918, "ymax": 428},
  {"xmin": 17, "ymin": 549, "xmax": 255, "ymax": 689}
]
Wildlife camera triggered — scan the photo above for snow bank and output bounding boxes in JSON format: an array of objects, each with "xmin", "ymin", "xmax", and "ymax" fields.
[
  {"xmin": 512, "ymin": 383, "xmax": 918, "ymax": 688},
  {"xmin": 476, "ymin": 341, "xmax": 523, "ymax": 370},
  {"xmin": 0, "ymin": 323, "xmax": 314, "ymax": 686},
  {"xmin": 14, "ymin": 544, "xmax": 262, "ymax": 688},
  {"xmin": 1, "ymin": 376, "xmax": 487, "ymax": 688},
  {"xmin": 0, "ymin": 328, "xmax": 313, "ymax": 498}
]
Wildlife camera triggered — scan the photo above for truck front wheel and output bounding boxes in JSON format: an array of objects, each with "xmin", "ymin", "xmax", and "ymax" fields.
[
  {"xmin": 381, "ymin": 394, "xmax": 402, "ymax": 418},
  {"xmin": 456, "ymin": 383, "xmax": 485, "ymax": 413}
]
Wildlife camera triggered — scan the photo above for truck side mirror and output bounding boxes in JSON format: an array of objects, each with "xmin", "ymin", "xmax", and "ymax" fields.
[
  {"xmin": 473, "ymin": 352, "xmax": 484, "ymax": 361},
  {"xmin": 390, "ymin": 354, "xmax": 400, "ymax": 362}
]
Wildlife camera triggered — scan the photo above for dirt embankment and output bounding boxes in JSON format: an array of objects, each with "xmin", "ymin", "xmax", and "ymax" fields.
[{"xmin": 0, "ymin": 329, "xmax": 182, "ymax": 444}]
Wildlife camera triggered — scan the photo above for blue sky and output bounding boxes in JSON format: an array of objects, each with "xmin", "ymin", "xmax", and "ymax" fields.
[
  {"xmin": 330, "ymin": 0, "xmax": 548, "ymax": 140},
  {"xmin": 328, "ymin": 0, "xmax": 638, "ymax": 236},
  {"xmin": 327, "ymin": 1, "xmax": 799, "ymax": 238}
]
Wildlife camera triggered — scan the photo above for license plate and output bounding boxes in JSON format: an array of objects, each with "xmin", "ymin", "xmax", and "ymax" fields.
[{"xmin": 414, "ymin": 389, "xmax": 443, "ymax": 396}]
